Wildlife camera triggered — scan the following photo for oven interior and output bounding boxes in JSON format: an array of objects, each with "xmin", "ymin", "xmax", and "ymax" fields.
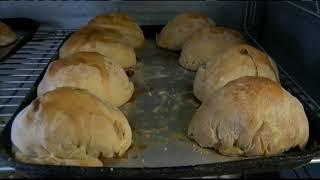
[{"xmin": 0, "ymin": 0, "xmax": 320, "ymax": 178}]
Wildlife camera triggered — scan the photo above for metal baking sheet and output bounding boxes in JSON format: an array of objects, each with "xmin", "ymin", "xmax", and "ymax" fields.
[
  {"xmin": 0, "ymin": 26, "xmax": 320, "ymax": 178},
  {"xmin": 107, "ymin": 37, "xmax": 249, "ymax": 168}
]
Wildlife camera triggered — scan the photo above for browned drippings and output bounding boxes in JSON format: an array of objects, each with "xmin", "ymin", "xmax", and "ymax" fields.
[
  {"xmin": 125, "ymin": 59, "xmax": 141, "ymax": 72},
  {"xmin": 100, "ymin": 143, "xmax": 148, "ymax": 165},
  {"xmin": 126, "ymin": 70, "xmax": 135, "ymax": 77},
  {"xmin": 128, "ymin": 143, "xmax": 148, "ymax": 152},
  {"xmin": 101, "ymin": 157, "xmax": 122, "ymax": 165},
  {"xmin": 100, "ymin": 148, "xmax": 131, "ymax": 165},
  {"xmin": 190, "ymin": 94, "xmax": 201, "ymax": 106},
  {"xmin": 121, "ymin": 150, "xmax": 130, "ymax": 159},
  {"xmin": 122, "ymin": 143, "xmax": 140, "ymax": 159},
  {"xmin": 128, "ymin": 83, "xmax": 147, "ymax": 103}
]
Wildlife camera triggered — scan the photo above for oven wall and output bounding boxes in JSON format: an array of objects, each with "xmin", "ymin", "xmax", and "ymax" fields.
[
  {"xmin": 259, "ymin": 1, "xmax": 320, "ymax": 104},
  {"xmin": 0, "ymin": 0, "xmax": 247, "ymax": 30}
]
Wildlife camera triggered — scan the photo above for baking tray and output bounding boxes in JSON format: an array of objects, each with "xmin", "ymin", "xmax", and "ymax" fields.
[
  {"xmin": 0, "ymin": 18, "xmax": 39, "ymax": 60},
  {"xmin": 0, "ymin": 26, "xmax": 320, "ymax": 178}
]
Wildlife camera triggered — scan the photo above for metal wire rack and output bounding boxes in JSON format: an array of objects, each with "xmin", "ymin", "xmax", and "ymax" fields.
[{"xmin": 0, "ymin": 30, "xmax": 72, "ymax": 130}]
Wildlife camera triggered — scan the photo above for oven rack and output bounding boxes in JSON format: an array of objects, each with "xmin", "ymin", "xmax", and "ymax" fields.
[{"xmin": 0, "ymin": 30, "xmax": 72, "ymax": 129}]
